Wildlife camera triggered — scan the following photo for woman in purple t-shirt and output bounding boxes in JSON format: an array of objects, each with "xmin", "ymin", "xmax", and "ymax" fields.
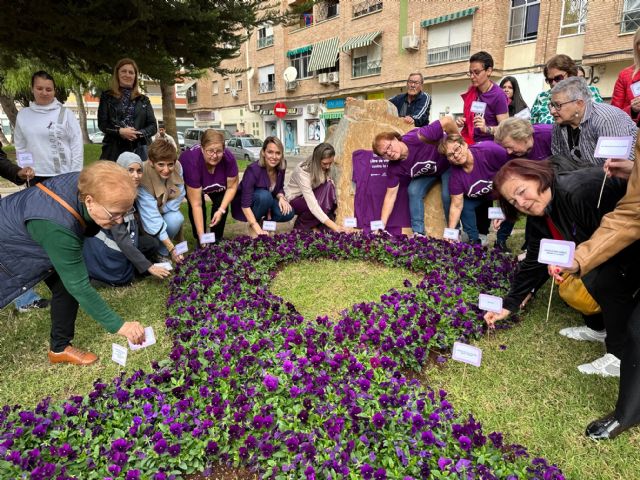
[
  {"xmin": 178, "ymin": 130, "xmax": 239, "ymax": 244},
  {"xmin": 494, "ymin": 118, "xmax": 552, "ymax": 161},
  {"xmin": 439, "ymin": 134, "xmax": 511, "ymax": 246},
  {"xmin": 231, "ymin": 137, "xmax": 294, "ymax": 237}
]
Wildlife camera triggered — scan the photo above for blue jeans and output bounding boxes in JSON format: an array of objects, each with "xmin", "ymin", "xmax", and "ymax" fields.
[
  {"xmin": 461, "ymin": 198, "xmax": 514, "ymax": 244},
  {"xmin": 496, "ymin": 219, "xmax": 515, "ymax": 243},
  {"xmin": 407, "ymin": 170, "xmax": 451, "ymax": 235},
  {"xmin": 158, "ymin": 210, "xmax": 185, "ymax": 255},
  {"xmin": 252, "ymin": 189, "xmax": 295, "ymax": 222},
  {"xmin": 14, "ymin": 288, "xmax": 41, "ymax": 309}
]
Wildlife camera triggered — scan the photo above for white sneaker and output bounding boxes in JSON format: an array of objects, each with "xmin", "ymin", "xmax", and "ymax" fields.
[
  {"xmin": 479, "ymin": 234, "xmax": 488, "ymax": 246},
  {"xmin": 577, "ymin": 353, "xmax": 620, "ymax": 377},
  {"xmin": 559, "ymin": 326, "xmax": 606, "ymax": 343}
]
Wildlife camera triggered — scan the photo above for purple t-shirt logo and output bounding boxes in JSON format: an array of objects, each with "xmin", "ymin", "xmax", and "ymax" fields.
[
  {"xmin": 468, "ymin": 180, "xmax": 493, "ymax": 198},
  {"xmin": 411, "ymin": 160, "xmax": 437, "ymax": 177}
]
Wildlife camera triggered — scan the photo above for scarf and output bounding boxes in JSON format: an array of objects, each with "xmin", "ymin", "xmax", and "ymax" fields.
[{"xmin": 460, "ymin": 85, "xmax": 478, "ymax": 145}]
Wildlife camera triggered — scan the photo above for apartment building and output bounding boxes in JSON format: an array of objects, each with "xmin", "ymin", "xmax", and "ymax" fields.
[{"xmin": 186, "ymin": 0, "xmax": 639, "ymax": 154}]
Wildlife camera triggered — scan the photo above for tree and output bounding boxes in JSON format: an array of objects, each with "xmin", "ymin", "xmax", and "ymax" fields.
[{"xmin": 0, "ymin": 1, "xmax": 296, "ymax": 139}]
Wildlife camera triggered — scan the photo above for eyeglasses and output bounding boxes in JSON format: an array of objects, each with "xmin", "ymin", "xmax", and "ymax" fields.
[
  {"xmin": 466, "ymin": 69, "xmax": 486, "ymax": 77},
  {"xmin": 204, "ymin": 148, "xmax": 224, "ymax": 156},
  {"xmin": 100, "ymin": 204, "xmax": 136, "ymax": 222},
  {"xmin": 407, "ymin": 80, "xmax": 421, "ymax": 86},
  {"xmin": 548, "ymin": 99, "xmax": 578, "ymax": 111},
  {"xmin": 380, "ymin": 140, "xmax": 394, "ymax": 157},
  {"xmin": 446, "ymin": 144, "xmax": 463, "ymax": 159},
  {"xmin": 545, "ymin": 74, "xmax": 567, "ymax": 85}
]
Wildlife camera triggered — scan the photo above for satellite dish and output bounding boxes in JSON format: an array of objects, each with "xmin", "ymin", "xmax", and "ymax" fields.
[
  {"xmin": 246, "ymin": 68, "xmax": 254, "ymax": 79},
  {"xmin": 283, "ymin": 66, "xmax": 298, "ymax": 82}
]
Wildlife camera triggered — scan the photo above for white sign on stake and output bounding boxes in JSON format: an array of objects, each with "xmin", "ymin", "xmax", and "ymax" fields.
[
  {"xmin": 470, "ymin": 101, "xmax": 487, "ymax": 115},
  {"xmin": 17, "ymin": 152, "xmax": 34, "ymax": 167},
  {"xmin": 173, "ymin": 241, "xmax": 188, "ymax": 255},
  {"xmin": 344, "ymin": 217, "xmax": 358, "ymax": 228},
  {"xmin": 153, "ymin": 262, "xmax": 173, "ymax": 270},
  {"xmin": 443, "ymin": 228, "xmax": 460, "ymax": 241},
  {"xmin": 488, "ymin": 207, "xmax": 506, "ymax": 220},
  {"xmin": 262, "ymin": 220, "xmax": 277, "ymax": 232},
  {"xmin": 200, "ymin": 233, "xmax": 216, "ymax": 244},
  {"xmin": 112, "ymin": 344, "xmax": 128, "ymax": 366},
  {"xmin": 537, "ymin": 239, "xmax": 575, "ymax": 268},
  {"xmin": 452, "ymin": 342, "xmax": 482, "ymax": 367},
  {"xmin": 370, "ymin": 220, "xmax": 384, "ymax": 231},
  {"xmin": 594, "ymin": 136, "xmax": 634, "ymax": 159},
  {"xmin": 128, "ymin": 326, "xmax": 157, "ymax": 351},
  {"xmin": 478, "ymin": 294, "xmax": 503, "ymax": 313}
]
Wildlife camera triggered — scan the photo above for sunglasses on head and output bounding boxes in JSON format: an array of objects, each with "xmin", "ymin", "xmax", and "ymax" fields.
[{"xmin": 545, "ymin": 74, "xmax": 566, "ymax": 85}]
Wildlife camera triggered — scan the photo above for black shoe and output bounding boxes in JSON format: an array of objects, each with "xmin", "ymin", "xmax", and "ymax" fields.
[
  {"xmin": 585, "ymin": 412, "xmax": 629, "ymax": 440},
  {"xmin": 16, "ymin": 298, "xmax": 50, "ymax": 313}
]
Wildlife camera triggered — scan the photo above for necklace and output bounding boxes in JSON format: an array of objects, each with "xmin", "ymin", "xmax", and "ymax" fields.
[{"xmin": 566, "ymin": 125, "xmax": 581, "ymax": 159}]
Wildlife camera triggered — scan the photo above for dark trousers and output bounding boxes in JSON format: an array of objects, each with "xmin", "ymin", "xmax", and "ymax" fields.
[
  {"xmin": 187, "ymin": 190, "xmax": 228, "ymax": 245},
  {"xmin": 616, "ymin": 300, "xmax": 640, "ymax": 427},
  {"xmin": 44, "ymin": 271, "xmax": 78, "ymax": 352}
]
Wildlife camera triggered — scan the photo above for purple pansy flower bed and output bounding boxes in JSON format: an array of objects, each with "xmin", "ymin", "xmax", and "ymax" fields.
[{"xmin": 0, "ymin": 231, "xmax": 564, "ymax": 479}]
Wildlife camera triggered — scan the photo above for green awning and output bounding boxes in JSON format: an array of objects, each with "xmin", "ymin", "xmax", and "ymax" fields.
[
  {"xmin": 340, "ymin": 31, "xmax": 382, "ymax": 52},
  {"xmin": 286, "ymin": 45, "xmax": 312, "ymax": 57},
  {"xmin": 320, "ymin": 111, "xmax": 344, "ymax": 119},
  {"xmin": 308, "ymin": 37, "xmax": 340, "ymax": 71},
  {"xmin": 420, "ymin": 7, "xmax": 478, "ymax": 28}
]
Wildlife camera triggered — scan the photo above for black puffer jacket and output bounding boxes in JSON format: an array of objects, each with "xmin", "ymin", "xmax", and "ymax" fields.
[
  {"xmin": 97, "ymin": 90, "xmax": 157, "ymax": 160},
  {"xmin": 0, "ymin": 146, "xmax": 23, "ymax": 185},
  {"xmin": 503, "ymin": 167, "xmax": 628, "ymax": 311}
]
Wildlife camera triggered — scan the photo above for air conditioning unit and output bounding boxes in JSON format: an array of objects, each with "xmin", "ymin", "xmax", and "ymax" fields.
[
  {"xmin": 307, "ymin": 104, "xmax": 318, "ymax": 115},
  {"xmin": 402, "ymin": 35, "xmax": 420, "ymax": 50},
  {"xmin": 285, "ymin": 80, "xmax": 298, "ymax": 91},
  {"xmin": 327, "ymin": 72, "xmax": 339, "ymax": 84},
  {"xmin": 318, "ymin": 73, "xmax": 329, "ymax": 84},
  {"xmin": 230, "ymin": 89, "xmax": 239, "ymax": 98}
]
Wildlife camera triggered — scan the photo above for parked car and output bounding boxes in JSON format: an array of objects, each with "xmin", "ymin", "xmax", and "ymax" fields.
[
  {"xmin": 226, "ymin": 136, "xmax": 263, "ymax": 162},
  {"xmin": 89, "ymin": 131, "xmax": 105, "ymax": 144},
  {"xmin": 177, "ymin": 131, "xmax": 185, "ymax": 151},
  {"xmin": 183, "ymin": 128, "xmax": 231, "ymax": 150}
]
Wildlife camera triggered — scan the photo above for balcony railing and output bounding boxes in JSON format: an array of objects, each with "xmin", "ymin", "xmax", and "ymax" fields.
[
  {"xmin": 352, "ymin": 59, "xmax": 381, "ymax": 78},
  {"xmin": 352, "ymin": 0, "xmax": 382, "ymax": 18},
  {"xmin": 258, "ymin": 81, "xmax": 276, "ymax": 93},
  {"xmin": 427, "ymin": 41, "xmax": 471, "ymax": 65},
  {"xmin": 258, "ymin": 35, "xmax": 274, "ymax": 48}
]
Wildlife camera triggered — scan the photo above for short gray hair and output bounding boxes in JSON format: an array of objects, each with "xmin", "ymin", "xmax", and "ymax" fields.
[
  {"xmin": 408, "ymin": 72, "xmax": 423, "ymax": 83},
  {"xmin": 550, "ymin": 77, "xmax": 592, "ymax": 102}
]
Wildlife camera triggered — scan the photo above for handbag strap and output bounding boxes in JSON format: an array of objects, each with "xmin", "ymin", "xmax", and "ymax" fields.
[{"xmin": 36, "ymin": 182, "xmax": 86, "ymax": 230}]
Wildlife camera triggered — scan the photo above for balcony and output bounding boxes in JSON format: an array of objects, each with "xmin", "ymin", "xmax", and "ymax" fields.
[
  {"xmin": 259, "ymin": 81, "xmax": 276, "ymax": 93},
  {"xmin": 352, "ymin": 0, "xmax": 382, "ymax": 18},
  {"xmin": 317, "ymin": 0, "xmax": 339, "ymax": 22},
  {"xmin": 258, "ymin": 35, "xmax": 274, "ymax": 49},
  {"xmin": 427, "ymin": 41, "xmax": 471, "ymax": 65},
  {"xmin": 352, "ymin": 59, "xmax": 381, "ymax": 78}
]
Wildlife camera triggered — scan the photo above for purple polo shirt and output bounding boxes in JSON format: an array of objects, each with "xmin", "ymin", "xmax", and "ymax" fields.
[
  {"xmin": 352, "ymin": 150, "xmax": 389, "ymax": 233},
  {"xmin": 507, "ymin": 123, "xmax": 553, "ymax": 161},
  {"xmin": 179, "ymin": 145, "xmax": 239, "ymax": 194},
  {"xmin": 231, "ymin": 161, "xmax": 286, "ymax": 222},
  {"xmin": 474, "ymin": 82, "xmax": 509, "ymax": 142},
  {"xmin": 387, "ymin": 121, "xmax": 449, "ymax": 188},
  {"xmin": 449, "ymin": 141, "xmax": 508, "ymax": 198}
]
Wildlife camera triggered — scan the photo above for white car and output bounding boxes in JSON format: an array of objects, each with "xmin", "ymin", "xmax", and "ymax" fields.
[{"xmin": 226, "ymin": 136, "xmax": 263, "ymax": 161}]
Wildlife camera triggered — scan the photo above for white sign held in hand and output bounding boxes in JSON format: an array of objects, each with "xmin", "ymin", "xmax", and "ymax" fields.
[
  {"xmin": 631, "ymin": 81, "xmax": 640, "ymax": 97},
  {"xmin": 112, "ymin": 344, "xmax": 128, "ymax": 366},
  {"xmin": 17, "ymin": 152, "xmax": 34, "ymax": 167},
  {"xmin": 488, "ymin": 207, "xmax": 505, "ymax": 220},
  {"xmin": 452, "ymin": 342, "xmax": 482, "ymax": 367},
  {"xmin": 153, "ymin": 262, "xmax": 173, "ymax": 270},
  {"xmin": 128, "ymin": 326, "xmax": 157, "ymax": 351},
  {"xmin": 538, "ymin": 238, "xmax": 575, "ymax": 267},
  {"xmin": 478, "ymin": 294, "xmax": 503, "ymax": 313},
  {"xmin": 370, "ymin": 220, "xmax": 384, "ymax": 231},
  {"xmin": 173, "ymin": 241, "xmax": 188, "ymax": 255},
  {"xmin": 344, "ymin": 217, "xmax": 358, "ymax": 228},
  {"xmin": 471, "ymin": 101, "xmax": 487, "ymax": 115},
  {"xmin": 594, "ymin": 136, "xmax": 634, "ymax": 159},
  {"xmin": 443, "ymin": 228, "xmax": 460, "ymax": 240},
  {"xmin": 262, "ymin": 220, "xmax": 277, "ymax": 232},
  {"xmin": 200, "ymin": 233, "xmax": 216, "ymax": 244},
  {"xmin": 514, "ymin": 107, "xmax": 531, "ymax": 120}
]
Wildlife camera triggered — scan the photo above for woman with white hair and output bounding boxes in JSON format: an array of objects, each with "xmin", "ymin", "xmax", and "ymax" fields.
[{"xmin": 550, "ymin": 77, "xmax": 637, "ymax": 176}]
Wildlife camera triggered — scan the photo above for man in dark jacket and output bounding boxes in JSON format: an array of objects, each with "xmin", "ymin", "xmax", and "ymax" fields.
[{"xmin": 389, "ymin": 72, "xmax": 431, "ymax": 127}]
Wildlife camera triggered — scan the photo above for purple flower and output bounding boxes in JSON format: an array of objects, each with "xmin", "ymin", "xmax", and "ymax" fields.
[
  {"xmin": 372, "ymin": 412, "xmax": 386, "ymax": 429},
  {"xmin": 263, "ymin": 374, "xmax": 279, "ymax": 391},
  {"xmin": 458, "ymin": 435, "xmax": 472, "ymax": 451}
]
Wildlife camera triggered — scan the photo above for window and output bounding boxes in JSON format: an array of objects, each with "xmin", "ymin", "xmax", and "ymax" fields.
[
  {"xmin": 622, "ymin": 0, "xmax": 640, "ymax": 33},
  {"xmin": 560, "ymin": 0, "xmax": 588, "ymax": 35},
  {"xmin": 236, "ymin": 76, "xmax": 243, "ymax": 90},
  {"xmin": 352, "ymin": 0, "xmax": 382, "ymax": 18},
  {"xmin": 507, "ymin": 0, "xmax": 540, "ymax": 44},
  {"xmin": 212, "ymin": 81, "xmax": 219, "ymax": 95},
  {"xmin": 258, "ymin": 65, "xmax": 275, "ymax": 93},
  {"xmin": 317, "ymin": 0, "xmax": 339, "ymax": 21},
  {"xmin": 290, "ymin": 50, "xmax": 312, "ymax": 79},
  {"xmin": 258, "ymin": 23, "xmax": 274, "ymax": 49},
  {"xmin": 186, "ymin": 85, "xmax": 197, "ymax": 104},
  {"xmin": 352, "ymin": 43, "xmax": 381, "ymax": 78},
  {"xmin": 224, "ymin": 78, "xmax": 230, "ymax": 93},
  {"xmin": 426, "ymin": 17, "xmax": 472, "ymax": 65}
]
